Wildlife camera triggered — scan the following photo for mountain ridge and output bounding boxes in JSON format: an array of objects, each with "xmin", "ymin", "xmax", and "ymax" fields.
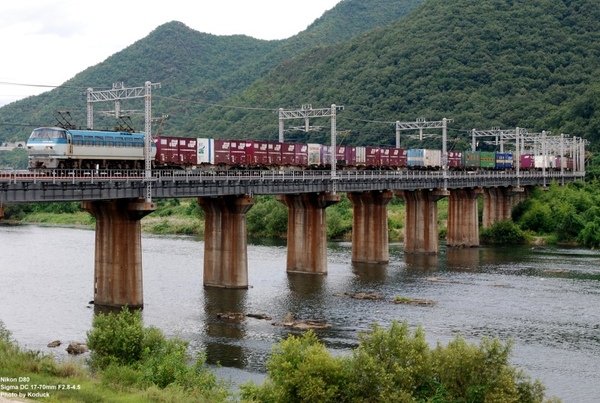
[{"xmin": 0, "ymin": 0, "xmax": 422, "ymax": 142}]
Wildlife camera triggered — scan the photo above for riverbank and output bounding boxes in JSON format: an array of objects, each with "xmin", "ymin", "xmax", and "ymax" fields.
[
  {"xmin": 3, "ymin": 183, "xmax": 598, "ymax": 247},
  {"xmin": 2, "ymin": 225, "xmax": 599, "ymax": 401}
]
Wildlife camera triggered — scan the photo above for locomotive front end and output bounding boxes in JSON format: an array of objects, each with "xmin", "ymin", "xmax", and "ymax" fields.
[{"xmin": 26, "ymin": 127, "xmax": 69, "ymax": 169}]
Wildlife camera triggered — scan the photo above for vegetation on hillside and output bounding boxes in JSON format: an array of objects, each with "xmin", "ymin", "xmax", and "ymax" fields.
[
  {"xmin": 0, "ymin": 0, "xmax": 421, "ymax": 143},
  {"xmin": 195, "ymin": 0, "xmax": 600, "ymax": 147},
  {"xmin": 512, "ymin": 181, "xmax": 600, "ymax": 247}
]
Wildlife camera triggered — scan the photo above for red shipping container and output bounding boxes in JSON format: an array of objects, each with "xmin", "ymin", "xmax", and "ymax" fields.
[
  {"xmin": 389, "ymin": 148, "xmax": 407, "ymax": 168},
  {"xmin": 228, "ymin": 140, "xmax": 247, "ymax": 166},
  {"xmin": 268, "ymin": 142, "xmax": 282, "ymax": 166},
  {"xmin": 248, "ymin": 141, "xmax": 269, "ymax": 167},
  {"xmin": 155, "ymin": 136, "xmax": 177, "ymax": 166},
  {"xmin": 294, "ymin": 143, "xmax": 308, "ymax": 167},
  {"xmin": 281, "ymin": 142, "xmax": 297, "ymax": 166},
  {"xmin": 344, "ymin": 146, "xmax": 357, "ymax": 167},
  {"xmin": 366, "ymin": 146, "xmax": 381, "ymax": 167},
  {"xmin": 178, "ymin": 137, "xmax": 197, "ymax": 166},
  {"xmin": 447, "ymin": 151, "xmax": 462, "ymax": 169},
  {"xmin": 335, "ymin": 146, "xmax": 351, "ymax": 167},
  {"xmin": 520, "ymin": 153, "xmax": 535, "ymax": 170},
  {"xmin": 566, "ymin": 157, "xmax": 574, "ymax": 171},
  {"xmin": 380, "ymin": 147, "xmax": 391, "ymax": 167},
  {"xmin": 214, "ymin": 139, "xmax": 230, "ymax": 165},
  {"xmin": 387, "ymin": 148, "xmax": 402, "ymax": 168},
  {"xmin": 155, "ymin": 136, "xmax": 198, "ymax": 167}
]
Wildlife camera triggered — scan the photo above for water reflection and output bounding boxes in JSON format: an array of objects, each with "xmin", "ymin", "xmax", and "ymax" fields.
[
  {"xmin": 404, "ymin": 253, "xmax": 439, "ymax": 273},
  {"xmin": 351, "ymin": 262, "xmax": 388, "ymax": 285},
  {"xmin": 445, "ymin": 247, "xmax": 480, "ymax": 271},
  {"xmin": 285, "ymin": 272, "xmax": 327, "ymax": 320},
  {"xmin": 203, "ymin": 288, "xmax": 247, "ymax": 367}
]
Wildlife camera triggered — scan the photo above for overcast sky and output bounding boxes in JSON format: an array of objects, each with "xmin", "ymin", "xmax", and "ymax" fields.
[{"xmin": 0, "ymin": 0, "xmax": 341, "ymax": 107}]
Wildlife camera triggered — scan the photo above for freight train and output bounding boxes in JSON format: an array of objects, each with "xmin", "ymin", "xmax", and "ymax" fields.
[{"xmin": 25, "ymin": 127, "xmax": 574, "ymax": 171}]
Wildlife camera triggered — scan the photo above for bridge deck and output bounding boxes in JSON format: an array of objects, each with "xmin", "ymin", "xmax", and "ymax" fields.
[{"xmin": 0, "ymin": 169, "xmax": 584, "ymax": 203}]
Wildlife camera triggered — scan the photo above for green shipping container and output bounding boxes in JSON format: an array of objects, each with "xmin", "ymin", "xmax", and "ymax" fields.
[
  {"xmin": 463, "ymin": 151, "xmax": 480, "ymax": 168},
  {"xmin": 480, "ymin": 151, "xmax": 495, "ymax": 168}
]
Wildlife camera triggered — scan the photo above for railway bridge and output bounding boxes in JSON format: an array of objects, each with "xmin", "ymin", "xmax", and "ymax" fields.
[{"xmin": 0, "ymin": 168, "xmax": 584, "ymax": 308}]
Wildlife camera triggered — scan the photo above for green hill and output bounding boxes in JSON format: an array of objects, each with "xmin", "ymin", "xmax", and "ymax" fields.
[
  {"xmin": 191, "ymin": 0, "xmax": 600, "ymax": 149},
  {"xmin": 0, "ymin": 0, "xmax": 421, "ymax": 142}
]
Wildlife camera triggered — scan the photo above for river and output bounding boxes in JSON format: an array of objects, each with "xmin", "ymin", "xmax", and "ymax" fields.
[{"xmin": 0, "ymin": 224, "xmax": 599, "ymax": 402}]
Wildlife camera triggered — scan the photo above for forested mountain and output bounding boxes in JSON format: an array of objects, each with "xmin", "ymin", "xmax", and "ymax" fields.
[
  {"xmin": 0, "ymin": 0, "xmax": 422, "ymax": 142},
  {"xmin": 2, "ymin": 0, "xmax": 599, "ymax": 152},
  {"xmin": 193, "ymin": 0, "xmax": 600, "ymax": 148}
]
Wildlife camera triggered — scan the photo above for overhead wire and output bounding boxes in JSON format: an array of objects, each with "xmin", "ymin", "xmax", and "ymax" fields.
[{"xmin": 0, "ymin": 80, "xmax": 554, "ymax": 137}]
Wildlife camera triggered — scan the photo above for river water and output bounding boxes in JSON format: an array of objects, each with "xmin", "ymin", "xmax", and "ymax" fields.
[{"xmin": 0, "ymin": 224, "xmax": 599, "ymax": 402}]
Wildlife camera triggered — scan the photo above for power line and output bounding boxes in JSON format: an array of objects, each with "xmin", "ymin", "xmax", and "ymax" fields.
[
  {"xmin": 0, "ymin": 81, "xmax": 89, "ymax": 90},
  {"xmin": 155, "ymin": 95, "xmax": 275, "ymax": 112}
]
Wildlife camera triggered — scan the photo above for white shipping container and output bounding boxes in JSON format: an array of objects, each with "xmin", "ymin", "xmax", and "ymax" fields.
[
  {"xmin": 424, "ymin": 149, "xmax": 442, "ymax": 168},
  {"xmin": 307, "ymin": 143, "xmax": 322, "ymax": 166},
  {"xmin": 196, "ymin": 138, "xmax": 214, "ymax": 164},
  {"xmin": 534, "ymin": 155, "xmax": 553, "ymax": 169},
  {"xmin": 355, "ymin": 146, "xmax": 366, "ymax": 165}
]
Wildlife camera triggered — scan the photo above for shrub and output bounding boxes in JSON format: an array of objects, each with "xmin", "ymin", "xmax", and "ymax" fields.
[
  {"xmin": 87, "ymin": 307, "xmax": 145, "ymax": 370},
  {"xmin": 86, "ymin": 308, "xmax": 228, "ymax": 399},
  {"xmin": 481, "ymin": 220, "xmax": 526, "ymax": 244},
  {"xmin": 241, "ymin": 331, "xmax": 351, "ymax": 403},
  {"xmin": 246, "ymin": 196, "xmax": 288, "ymax": 238},
  {"xmin": 578, "ymin": 218, "xmax": 600, "ymax": 248},
  {"xmin": 241, "ymin": 322, "xmax": 549, "ymax": 403}
]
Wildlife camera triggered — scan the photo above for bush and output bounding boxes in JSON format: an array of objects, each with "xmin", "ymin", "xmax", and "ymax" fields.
[
  {"xmin": 578, "ymin": 217, "xmax": 600, "ymax": 248},
  {"xmin": 241, "ymin": 331, "xmax": 351, "ymax": 403},
  {"xmin": 87, "ymin": 307, "xmax": 145, "ymax": 370},
  {"xmin": 86, "ymin": 308, "xmax": 228, "ymax": 400},
  {"xmin": 481, "ymin": 220, "xmax": 527, "ymax": 244},
  {"xmin": 246, "ymin": 196, "xmax": 288, "ymax": 238},
  {"xmin": 241, "ymin": 322, "xmax": 550, "ymax": 403},
  {"xmin": 518, "ymin": 200, "xmax": 554, "ymax": 233}
]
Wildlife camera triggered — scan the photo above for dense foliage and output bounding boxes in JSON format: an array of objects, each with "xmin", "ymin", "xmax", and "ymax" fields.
[
  {"xmin": 0, "ymin": 0, "xmax": 420, "ymax": 143},
  {"xmin": 87, "ymin": 308, "xmax": 229, "ymax": 401},
  {"xmin": 481, "ymin": 220, "xmax": 527, "ymax": 245},
  {"xmin": 241, "ymin": 322, "xmax": 550, "ymax": 402},
  {"xmin": 512, "ymin": 181, "xmax": 600, "ymax": 247},
  {"xmin": 193, "ymin": 0, "xmax": 600, "ymax": 149},
  {"xmin": 0, "ymin": 317, "xmax": 228, "ymax": 402},
  {"xmin": 0, "ymin": 148, "xmax": 27, "ymax": 169}
]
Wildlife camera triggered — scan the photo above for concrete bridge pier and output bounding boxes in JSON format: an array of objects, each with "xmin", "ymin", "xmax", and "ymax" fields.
[
  {"xmin": 397, "ymin": 189, "xmax": 448, "ymax": 254},
  {"xmin": 198, "ymin": 195, "xmax": 254, "ymax": 289},
  {"xmin": 83, "ymin": 199, "xmax": 155, "ymax": 309},
  {"xmin": 278, "ymin": 192, "xmax": 340, "ymax": 274},
  {"xmin": 348, "ymin": 190, "xmax": 393, "ymax": 263},
  {"xmin": 482, "ymin": 186, "xmax": 526, "ymax": 228},
  {"xmin": 447, "ymin": 188, "xmax": 482, "ymax": 247}
]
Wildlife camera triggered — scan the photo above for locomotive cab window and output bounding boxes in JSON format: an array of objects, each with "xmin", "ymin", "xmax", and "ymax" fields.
[{"xmin": 30, "ymin": 128, "xmax": 67, "ymax": 139}]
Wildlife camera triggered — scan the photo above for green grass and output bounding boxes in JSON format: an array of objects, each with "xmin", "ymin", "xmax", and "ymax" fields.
[
  {"xmin": 0, "ymin": 318, "xmax": 229, "ymax": 403},
  {"xmin": 20, "ymin": 212, "xmax": 94, "ymax": 227}
]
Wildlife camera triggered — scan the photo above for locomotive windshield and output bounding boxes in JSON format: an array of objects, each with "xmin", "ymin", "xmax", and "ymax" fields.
[{"xmin": 29, "ymin": 128, "xmax": 67, "ymax": 140}]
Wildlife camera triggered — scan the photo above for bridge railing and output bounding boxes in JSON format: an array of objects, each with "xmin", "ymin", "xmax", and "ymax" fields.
[{"xmin": 0, "ymin": 168, "xmax": 584, "ymax": 185}]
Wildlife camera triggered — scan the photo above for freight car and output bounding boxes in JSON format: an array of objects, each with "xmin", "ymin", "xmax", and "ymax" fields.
[{"xmin": 25, "ymin": 127, "xmax": 572, "ymax": 172}]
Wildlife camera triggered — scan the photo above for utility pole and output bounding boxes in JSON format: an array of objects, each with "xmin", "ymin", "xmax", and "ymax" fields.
[
  {"xmin": 277, "ymin": 104, "xmax": 344, "ymax": 192},
  {"xmin": 86, "ymin": 81, "xmax": 161, "ymax": 202},
  {"xmin": 395, "ymin": 118, "xmax": 452, "ymax": 189}
]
